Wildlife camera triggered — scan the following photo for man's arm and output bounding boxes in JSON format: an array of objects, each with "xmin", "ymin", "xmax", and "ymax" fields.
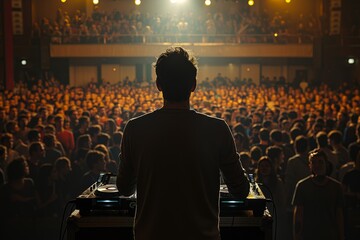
[
  {"xmin": 293, "ymin": 205, "xmax": 304, "ymax": 240},
  {"xmin": 284, "ymin": 160, "xmax": 296, "ymax": 206},
  {"xmin": 336, "ymin": 207, "xmax": 344, "ymax": 240},
  {"xmin": 219, "ymin": 121, "xmax": 249, "ymax": 198},
  {"xmin": 336, "ymin": 183, "xmax": 345, "ymax": 240},
  {"xmin": 116, "ymin": 122, "xmax": 136, "ymax": 196},
  {"xmin": 292, "ymin": 181, "xmax": 305, "ymax": 240}
]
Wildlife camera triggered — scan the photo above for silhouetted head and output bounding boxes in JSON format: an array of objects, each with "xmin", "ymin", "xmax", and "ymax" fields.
[{"xmin": 154, "ymin": 47, "xmax": 197, "ymax": 102}]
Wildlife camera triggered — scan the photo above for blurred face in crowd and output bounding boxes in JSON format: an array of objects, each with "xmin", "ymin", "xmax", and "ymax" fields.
[
  {"xmin": 258, "ymin": 160, "xmax": 272, "ymax": 177},
  {"xmin": 95, "ymin": 157, "xmax": 106, "ymax": 172},
  {"xmin": 0, "ymin": 109, "xmax": 5, "ymax": 120},
  {"xmin": 9, "ymin": 107, "xmax": 18, "ymax": 119},
  {"xmin": 309, "ymin": 153, "xmax": 326, "ymax": 176},
  {"xmin": 0, "ymin": 147, "xmax": 7, "ymax": 162}
]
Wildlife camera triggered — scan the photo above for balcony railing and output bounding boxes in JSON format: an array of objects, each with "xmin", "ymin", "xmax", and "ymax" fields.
[{"xmin": 47, "ymin": 33, "xmax": 314, "ymax": 45}]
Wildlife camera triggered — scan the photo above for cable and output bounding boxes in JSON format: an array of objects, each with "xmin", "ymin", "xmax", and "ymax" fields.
[
  {"xmin": 58, "ymin": 200, "xmax": 76, "ymax": 240},
  {"xmin": 257, "ymin": 183, "xmax": 277, "ymax": 240}
]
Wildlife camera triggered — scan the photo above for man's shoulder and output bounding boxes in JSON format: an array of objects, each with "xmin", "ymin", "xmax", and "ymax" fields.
[
  {"xmin": 327, "ymin": 176, "xmax": 342, "ymax": 186},
  {"xmin": 288, "ymin": 154, "xmax": 301, "ymax": 162},
  {"xmin": 193, "ymin": 110, "xmax": 225, "ymax": 123},
  {"xmin": 297, "ymin": 175, "xmax": 312, "ymax": 186},
  {"xmin": 58, "ymin": 129, "xmax": 73, "ymax": 136},
  {"xmin": 46, "ymin": 147, "xmax": 62, "ymax": 155},
  {"xmin": 124, "ymin": 111, "xmax": 155, "ymax": 128},
  {"xmin": 128, "ymin": 109, "xmax": 226, "ymax": 125}
]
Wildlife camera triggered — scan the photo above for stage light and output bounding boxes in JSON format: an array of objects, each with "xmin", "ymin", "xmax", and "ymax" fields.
[
  {"xmin": 60, "ymin": 0, "xmax": 66, "ymax": 3},
  {"xmin": 93, "ymin": 0, "xmax": 99, "ymax": 5},
  {"xmin": 205, "ymin": 0, "xmax": 211, "ymax": 6},
  {"xmin": 348, "ymin": 58, "xmax": 355, "ymax": 64},
  {"xmin": 248, "ymin": 0, "xmax": 254, "ymax": 6},
  {"xmin": 21, "ymin": 59, "xmax": 27, "ymax": 66},
  {"xmin": 170, "ymin": 0, "xmax": 187, "ymax": 4},
  {"xmin": 285, "ymin": 0, "xmax": 291, "ymax": 3},
  {"xmin": 274, "ymin": 33, "xmax": 278, "ymax": 37},
  {"xmin": 135, "ymin": 0, "xmax": 141, "ymax": 5}
]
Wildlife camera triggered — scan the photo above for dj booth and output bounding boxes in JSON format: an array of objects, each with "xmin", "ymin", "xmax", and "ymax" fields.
[
  {"xmin": 67, "ymin": 174, "xmax": 272, "ymax": 240},
  {"xmin": 67, "ymin": 209, "xmax": 272, "ymax": 240}
]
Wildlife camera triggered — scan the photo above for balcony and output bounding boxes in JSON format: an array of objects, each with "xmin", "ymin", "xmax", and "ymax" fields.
[{"xmin": 49, "ymin": 33, "xmax": 314, "ymax": 59}]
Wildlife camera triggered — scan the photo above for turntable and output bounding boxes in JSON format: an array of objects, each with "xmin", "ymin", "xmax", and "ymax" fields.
[
  {"xmin": 95, "ymin": 184, "xmax": 119, "ymax": 198},
  {"xmin": 76, "ymin": 173, "xmax": 136, "ymax": 216}
]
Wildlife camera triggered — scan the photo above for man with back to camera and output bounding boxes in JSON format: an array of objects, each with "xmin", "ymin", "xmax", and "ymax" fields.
[{"xmin": 116, "ymin": 47, "xmax": 250, "ymax": 240}]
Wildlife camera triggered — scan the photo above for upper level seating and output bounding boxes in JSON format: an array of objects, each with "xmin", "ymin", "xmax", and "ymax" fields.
[{"xmin": 34, "ymin": 8, "xmax": 319, "ymax": 45}]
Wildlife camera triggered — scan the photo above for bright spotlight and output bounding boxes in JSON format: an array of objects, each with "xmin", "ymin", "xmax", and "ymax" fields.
[
  {"xmin": 170, "ymin": 0, "xmax": 186, "ymax": 4},
  {"xmin": 21, "ymin": 59, "xmax": 27, "ymax": 66},
  {"xmin": 93, "ymin": 0, "xmax": 99, "ymax": 5},
  {"xmin": 135, "ymin": 0, "xmax": 141, "ymax": 5},
  {"xmin": 274, "ymin": 33, "xmax": 278, "ymax": 37},
  {"xmin": 285, "ymin": 0, "xmax": 291, "ymax": 3},
  {"xmin": 348, "ymin": 58, "xmax": 355, "ymax": 64},
  {"xmin": 205, "ymin": 0, "xmax": 211, "ymax": 6},
  {"xmin": 61, "ymin": 0, "xmax": 66, "ymax": 3},
  {"xmin": 248, "ymin": 0, "xmax": 254, "ymax": 6}
]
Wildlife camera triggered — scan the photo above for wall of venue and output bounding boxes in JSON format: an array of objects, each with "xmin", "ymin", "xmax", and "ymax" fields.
[
  {"xmin": 69, "ymin": 66, "xmax": 97, "ymax": 87},
  {"xmin": 66, "ymin": 62, "xmax": 313, "ymax": 87},
  {"xmin": 101, "ymin": 64, "xmax": 136, "ymax": 84}
]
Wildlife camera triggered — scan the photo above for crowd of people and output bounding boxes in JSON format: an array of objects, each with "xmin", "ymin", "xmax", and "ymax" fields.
[
  {"xmin": 0, "ymin": 75, "xmax": 359, "ymax": 239},
  {"xmin": 33, "ymin": 7, "xmax": 318, "ymax": 44}
]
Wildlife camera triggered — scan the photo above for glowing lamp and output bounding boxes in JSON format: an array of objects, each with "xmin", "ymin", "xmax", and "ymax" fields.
[{"xmin": 348, "ymin": 58, "xmax": 355, "ymax": 64}]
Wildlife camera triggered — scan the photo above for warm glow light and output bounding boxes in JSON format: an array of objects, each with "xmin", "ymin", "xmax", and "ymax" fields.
[
  {"xmin": 112, "ymin": 67, "xmax": 117, "ymax": 72},
  {"xmin": 274, "ymin": 33, "xmax": 278, "ymax": 37},
  {"xmin": 205, "ymin": 0, "xmax": 211, "ymax": 6},
  {"xmin": 348, "ymin": 58, "xmax": 355, "ymax": 64},
  {"xmin": 248, "ymin": 0, "xmax": 254, "ymax": 6},
  {"xmin": 285, "ymin": 0, "xmax": 291, "ymax": 3},
  {"xmin": 170, "ymin": 0, "xmax": 187, "ymax": 4},
  {"xmin": 21, "ymin": 59, "xmax": 27, "ymax": 66},
  {"xmin": 93, "ymin": 0, "xmax": 99, "ymax": 5},
  {"xmin": 135, "ymin": 0, "xmax": 141, "ymax": 5},
  {"xmin": 61, "ymin": 0, "xmax": 66, "ymax": 3}
]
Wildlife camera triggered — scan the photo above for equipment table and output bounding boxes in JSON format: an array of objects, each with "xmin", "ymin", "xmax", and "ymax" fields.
[{"xmin": 67, "ymin": 209, "xmax": 272, "ymax": 240}]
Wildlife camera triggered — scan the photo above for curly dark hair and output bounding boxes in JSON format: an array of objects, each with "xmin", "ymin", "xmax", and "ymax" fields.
[{"xmin": 154, "ymin": 47, "xmax": 198, "ymax": 102}]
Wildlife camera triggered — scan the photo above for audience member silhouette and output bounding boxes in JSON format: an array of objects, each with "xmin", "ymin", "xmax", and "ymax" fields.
[
  {"xmin": 0, "ymin": 157, "xmax": 37, "ymax": 240},
  {"xmin": 292, "ymin": 149, "xmax": 344, "ymax": 240}
]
